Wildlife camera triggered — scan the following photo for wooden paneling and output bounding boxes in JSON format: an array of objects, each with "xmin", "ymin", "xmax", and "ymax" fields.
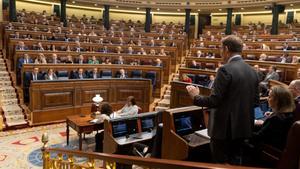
[
  {"xmin": 29, "ymin": 79, "xmax": 152, "ymax": 125},
  {"xmin": 170, "ymin": 81, "xmax": 211, "ymax": 108}
]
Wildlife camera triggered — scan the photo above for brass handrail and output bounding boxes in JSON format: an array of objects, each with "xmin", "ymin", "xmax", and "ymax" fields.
[{"xmin": 41, "ymin": 133, "xmax": 266, "ymax": 169}]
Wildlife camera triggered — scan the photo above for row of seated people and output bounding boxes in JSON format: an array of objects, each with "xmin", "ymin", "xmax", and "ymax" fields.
[
  {"xmin": 15, "ymin": 41, "xmax": 170, "ymax": 55},
  {"xmin": 24, "ymin": 67, "xmax": 142, "ymax": 81},
  {"xmin": 6, "ymin": 18, "xmax": 185, "ymax": 36},
  {"xmin": 17, "ymin": 54, "xmax": 163, "ymax": 68},
  {"xmin": 184, "ymin": 62, "xmax": 281, "ymax": 96},
  {"xmin": 180, "ymin": 73, "xmax": 215, "ymax": 88},
  {"xmin": 7, "ymin": 23, "xmax": 184, "ymax": 40},
  {"xmin": 190, "ymin": 49, "xmax": 300, "ymax": 63},
  {"xmin": 197, "ymin": 34, "xmax": 300, "ymax": 42},
  {"xmin": 16, "ymin": 9, "xmax": 184, "ymax": 33},
  {"xmin": 191, "ymin": 41, "xmax": 300, "ymax": 51},
  {"xmin": 12, "ymin": 34, "xmax": 177, "ymax": 47}
]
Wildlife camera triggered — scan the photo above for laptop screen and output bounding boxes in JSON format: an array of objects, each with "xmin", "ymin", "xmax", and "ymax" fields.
[
  {"xmin": 112, "ymin": 121, "xmax": 128, "ymax": 138},
  {"xmin": 141, "ymin": 117, "xmax": 154, "ymax": 132},
  {"xmin": 254, "ymin": 107, "xmax": 265, "ymax": 119},
  {"xmin": 174, "ymin": 115, "xmax": 193, "ymax": 136}
]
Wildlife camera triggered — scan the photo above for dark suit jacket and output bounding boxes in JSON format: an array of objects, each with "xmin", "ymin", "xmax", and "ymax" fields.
[
  {"xmin": 88, "ymin": 72, "xmax": 101, "ymax": 79},
  {"xmin": 73, "ymin": 72, "xmax": 88, "ymax": 79},
  {"xmin": 18, "ymin": 58, "xmax": 33, "ymax": 69},
  {"xmin": 253, "ymin": 112, "xmax": 294, "ymax": 150},
  {"xmin": 193, "ymin": 56, "xmax": 259, "ymax": 140}
]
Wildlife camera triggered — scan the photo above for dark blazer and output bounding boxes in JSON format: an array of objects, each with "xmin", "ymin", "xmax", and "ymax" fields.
[
  {"xmin": 88, "ymin": 72, "xmax": 101, "ymax": 79},
  {"xmin": 189, "ymin": 64, "xmax": 201, "ymax": 69},
  {"xmin": 253, "ymin": 112, "xmax": 294, "ymax": 150},
  {"xmin": 18, "ymin": 58, "xmax": 33, "ymax": 69},
  {"xmin": 193, "ymin": 56, "xmax": 259, "ymax": 140},
  {"xmin": 73, "ymin": 72, "xmax": 88, "ymax": 79}
]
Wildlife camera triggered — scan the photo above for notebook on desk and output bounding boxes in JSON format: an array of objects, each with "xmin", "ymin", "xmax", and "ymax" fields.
[{"xmin": 195, "ymin": 129, "xmax": 210, "ymax": 139}]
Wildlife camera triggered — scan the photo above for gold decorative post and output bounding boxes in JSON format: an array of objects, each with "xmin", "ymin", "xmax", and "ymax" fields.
[{"xmin": 41, "ymin": 133, "xmax": 49, "ymax": 169}]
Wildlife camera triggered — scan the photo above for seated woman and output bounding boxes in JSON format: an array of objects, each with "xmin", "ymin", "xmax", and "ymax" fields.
[
  {"xmin": 95, "ymin": 103, "xmax": 114, "ymax": 152},
  {"xmin": 181, "ymin": 74, "xmax": 192, "ymax": 83},
  {"xmin": 115, "ymin": 96, "xmax": 139, "ymax": 117},
  {"xmin": 253, "ymin": 85, "xmax": 295, "ymax": 151}
]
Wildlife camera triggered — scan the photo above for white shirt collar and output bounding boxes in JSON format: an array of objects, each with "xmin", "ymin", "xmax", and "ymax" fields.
[{"xmin": 227, "ymin": 55, "xmax": 242, "ymax": 63}]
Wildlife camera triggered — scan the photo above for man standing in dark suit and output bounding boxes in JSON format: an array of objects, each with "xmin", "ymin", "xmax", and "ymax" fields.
[
  {"xmin": 186, "ymin": 35, "xmax": 259, "ymax": 164},
  {"xmin": 73, "ymin": 68, "xmax": 88, "ymax": 79}
]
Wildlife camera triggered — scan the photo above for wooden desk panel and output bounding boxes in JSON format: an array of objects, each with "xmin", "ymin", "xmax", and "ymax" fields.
[
  {"xmin": 29, "ymin": 79, "xmax": 152, "ymax": 125},
  {"xmin": 170, "ymin": 81, "xmax": 211, "ymax": 108}
]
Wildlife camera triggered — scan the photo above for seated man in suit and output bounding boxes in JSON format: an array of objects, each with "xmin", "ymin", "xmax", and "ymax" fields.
[
  {"xmin": 75, "ymin": 54, "xmax": 87, "ymax": 64},
  {"xmin": 35, "ymin": 42, "xmax": 45, "ymax": 51},
  {"xmin": 15, "ymin": 41, "xmax": 29, "ymax": 50},
  {"xmin": 115, "ymin": 55, "xmax": 124, "ymax": 64},
  {"xmin": 18, "ymin": 54, "xmax": 33, "ymax": 70},
  {"xmin": 73, "ymin": 68, "xmax": 88, "ymax": 79},
  {"xmin": 207, "ymin": 75, "xmax": 215, "ymax": 88},
  {"xmin": 102, "ymin": 58, "xmax": 112, "ymax": 65},
  {"xmin": 253, "ymin": 65, "xmax": 265, "ymax": 82},
  {"xmin": 44, "ymin": 68, "xmax": 58, "ymax": 80},
  {"xmin": 127, "ymin": 46, "xmax": 134, "ymax": 54},
  {"xmin": 259, "ymin": 65, "xmax": 280, "ymax": 94},
  {"xmin": 278, "ymin": 53, "xmax": 292, "ymax": 63},
  {"xmin": 288, "ymin": 80, "xmax": 300, "ymax": 121},
  {"xmin": 194, "ymin": 50, "xmax": 203, "ymax": 58},
  {"xmin": 189, "ymin": 60, "xmax": 200, "ymax": 69},
  {"xmin": 74, "ymin": 41, "xmax": 85, "ymax": 52},
  {"xmin": 118, "ymin": 68, "xmax": 127, "ymax": 79},
  {"xmin": 65, "ymin": 55, "xmax": 74, "ymax": 64},
  {"xmin": 154, "ymin": 58, "xmax": 163, "ymax": 67},
  {"xmin": 158, "ymin": 48, "xmax": 167, "ymax": 56},
  {"xmin": 283, "ymin": 42, "xmax": 292, "ymax": 51},
  {"xmin": 48, "ymin": 53, "xmax": 61, "ymax": 64},
  {"xmin": 89, "ymin": 68, "xmax": 101, "ymax": 79},
  {"xmin": 137, "ymin": 48, "xmax": 147, "ymax": 55},
  {"xmin": 88, "ymin": 56, "xmax": 100, "ymax": 64},
  {"xmin": 30, "ymin": 67, "xmax": 43, "ymax": 81}
]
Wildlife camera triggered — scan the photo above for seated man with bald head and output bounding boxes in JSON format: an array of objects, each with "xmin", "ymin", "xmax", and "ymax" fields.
[{"xmin": 288, "ymin": 80, "xmax": 300, "ymax": 121}]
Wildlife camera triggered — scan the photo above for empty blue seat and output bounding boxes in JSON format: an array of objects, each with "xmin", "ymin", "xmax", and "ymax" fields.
[
  {"xmin": 145, "ymin": 71, "xmax": 156, "ymax": 86},
  {"xmin": 131, "ymin": 70, "xmax": 142, "ymax": 78},
  {"xmin": 101, "ymin": 70, "xmax": 112, "ymax": 78}
]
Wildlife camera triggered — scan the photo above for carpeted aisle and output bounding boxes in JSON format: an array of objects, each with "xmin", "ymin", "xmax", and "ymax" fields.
[{"xmin": 0, "ymin": 123, "xmax": 96, "ymax": 169}]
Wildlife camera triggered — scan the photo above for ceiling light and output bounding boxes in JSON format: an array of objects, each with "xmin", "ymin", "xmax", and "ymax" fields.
[
  {"xmin": 177, "ymin": 9, "xmax": 181, "ymax": 11},
  {"xmin": 218, "ymin": 9, "xmax": 222, "ymax": 11},
  {"xmin": 241, "ymin": 7, "xmax": 244, "ymax": 10},
  {"xmin": 116, "ymin": 6, "xmax": 119, "ymax": 8},
  {"xmin": 94, "ymin": 3, "xmax": 98, "ymax": 6},
  {"xmin": 157, "ymin": 8, "xmax": 160, "ymax": 11},
  {"xmin": 137, "ymin": 7, "xmax": 140, "ymax": 10},
  {"xmin": 72, "ymin": 1, "xmax": 75, "ymax": 4},
  {"xmin": 290, "ymin": 4, "xmax": 294, "ymax": 6},
  {"xmin": 198, "ymin": 9, "xmax": 201, "ymax": 12}
]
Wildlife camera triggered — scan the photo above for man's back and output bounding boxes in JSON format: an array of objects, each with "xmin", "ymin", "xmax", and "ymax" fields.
[{"xmin": 195, "ymin": 57, "xmax": 259, "ymax": 140}]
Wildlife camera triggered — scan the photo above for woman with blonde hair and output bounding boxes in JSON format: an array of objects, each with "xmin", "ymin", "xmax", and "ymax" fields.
[{"xmin": 253, "ymin": 85, "xmax": 295, "ymax": 150}]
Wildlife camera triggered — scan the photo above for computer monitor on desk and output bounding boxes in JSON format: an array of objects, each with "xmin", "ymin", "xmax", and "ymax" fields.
[
  {"xmin": 141, "ymin": 116, "xmax": 155, "ymax": 132},
  {"xmin": 104, "ymin": 112, "xmax": 158, "ymax": 154},
  {"xmin": 111, "ymin": 119, "xmax": 138, "ymax": 138},
  {"xmin": 162, "ymin": 106, "xmax": 209, "ymax": 160}
]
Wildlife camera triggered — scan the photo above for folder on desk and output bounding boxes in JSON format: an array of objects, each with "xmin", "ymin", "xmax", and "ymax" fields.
[{"xmin": 195, "ymin": 129, "xmax": 210, "ymax": 139}]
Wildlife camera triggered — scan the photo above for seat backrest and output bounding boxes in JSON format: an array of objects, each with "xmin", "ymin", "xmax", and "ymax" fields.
[
  {"xmin": 186, "ymin": 74, "xmax": 195, "ymax": 83},
  {"xmin": 195, "ymin": 75, "xmax": 208, "ymax": 86},
  {"xmin": 56, "ymin": 70, "xmax": 69, "ymax": 77},
  {"xmin": 151, "ymin": 123, "xmax": 163, "ymax": 158},
  {"xmin": 131, "ymin": 70, "xmax": 142, "ymax": 78},
  {"xmin": 101, "ymin": 70, "xmax": 112, "ymax": 78},
  {"xmin": 278, "ymin": 121, "xmax": 300, "ymax": 169},
  {"xmin": 145, "ymin": 71, "xmax": 156, "ymax": 86}
]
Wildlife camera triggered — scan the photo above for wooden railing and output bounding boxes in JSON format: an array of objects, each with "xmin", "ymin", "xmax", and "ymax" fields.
[{"xmin": 40, "ymin": 133, "xmax": 266, "ymax": 169}]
